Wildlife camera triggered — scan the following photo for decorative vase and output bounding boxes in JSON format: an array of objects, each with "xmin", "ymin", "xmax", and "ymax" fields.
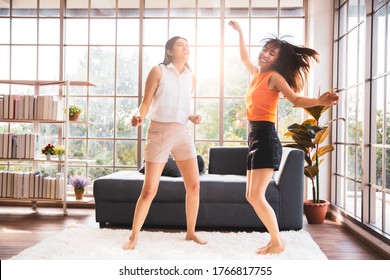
[
  {"xmin": 69, "ymin": 112, "xmax": 80, "ymax": 121},
  {"xmin": 304, "ymin": 199, "xmax": 330, "ymax": 224},
  {"xmin": 46, "ymin": 154, "xmax": 52, "ymax": 160},
  {"xmin": 74, "ymin": 188, "xmax": 85, "ymax": 200},
  {"xmin": 58, "ymin": 154, "xmax": 65, "ymax": 160}
]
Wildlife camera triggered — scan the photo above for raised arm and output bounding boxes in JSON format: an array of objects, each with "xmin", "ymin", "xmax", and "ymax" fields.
[{"xmin": 228, "ymin": 21, "xmax": 258, "ymax": 76}]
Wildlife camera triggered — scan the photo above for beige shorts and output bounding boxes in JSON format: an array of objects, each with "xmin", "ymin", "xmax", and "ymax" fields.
[{"xmin": 144, "ymin": 121, "xmax": 197, "ymax": 163}]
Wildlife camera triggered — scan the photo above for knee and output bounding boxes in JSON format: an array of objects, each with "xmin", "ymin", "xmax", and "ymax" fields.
[
  {"xmin": 186, "ymin": 182, "xmax": 200, "ymax": 195},
  {"xmin": 246, "ymin": 193, "xmax": 265, "ymax": 206},
  {"xmin": 140, "ymin": 188, "xmax": 157, "ymax": 202}
]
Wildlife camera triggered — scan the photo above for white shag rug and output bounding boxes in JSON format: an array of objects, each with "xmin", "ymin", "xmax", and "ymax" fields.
[{"xmin": 11, "ymin": 224, "xmax": 327, "ymax": 260}]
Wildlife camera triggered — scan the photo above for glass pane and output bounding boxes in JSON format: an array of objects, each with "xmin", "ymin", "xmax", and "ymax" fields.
[
  {"xmin": 143, "ymin": 19, "xmax": 168, "ymax": 45},
  {"xmin": 0, "ymin": 0, "xmax": 10, "ymax": 16},
  {"xmin": 196, "ymin": 47, "xmax": 220, "ymax": 97},
  {"xmin": 280, "ymin": 0, "xmax": 304, "ymax": 17},
  {"xmin": 196, "ymin": 99, "xmax": 219, "ymax": 140},
  {"xmin": 118, "ymin": 0, "xmax": 139, "ymax": 17},
  {"xmin": 346, "ymin": 179, "xmax": 355, "ymax": 214},
  {"xmin": 225, "ymin": 18, "xmax": 249, "ymax": 46},
  {"xmin": 225, "ymin": 0, "xmax": 249, "ymax": 17},
  {"xmin": 40, "ymin": 0, "xmax": 60, "ymax": 17},
  {"xmin": 116, "ymin": 98, "xmax": 138, "ymax": 138},
  {"xmin": 336, "ymin": 144, "xmax": 345, "ymax": 175},
  {"xmin": 375, "ymin": 147, "xmax": 383, "ymax": 186},
  {"xmin": 356, "ymin": 182, "xmax": 362, "ymax": 218},
  {"xmin": 346, "ymin": 88, "xmax": 357, "ymax": 143},
  {"xmin": 372, "ymin": 6, "xmax": 386, "ymax": 76},
  {"xmin": 39, "ymin": 19, "xmax": 60, "ymax": 45},
  {"xmin": 387, "ymin": 76, "xmax": 390, "ymax": 145},
  {"xmin": 89, "ymin": 167, "xmax": 114, "ymax": 181},
  {"xmin": 38, "ymin": 46, "xmax": 60, "ymax": 80},
  {"xmin": 89, "ymin": 47, "xmax": 115, "ymax": 96},
  {"xmin": 358, "ymin": 24, "xmax": 365, "ymax": 82},
  {"xmin": 339, "ymin": 2, "xmax": 347, "ymax": 35},
  {"xmin": 223, "ymin": 99, "xmax": 247, "ymax": 141},
  {"xmin": 90, "ymin": 19, "xmax": 116, "ymax": 45},
  {"xmin": 0, "ymin": 18, "xmax": 10, "ymax": 44},
  {"xmin": 198, "ymin": 0, "xmax": 220, "ymax": 17},
  {"xmin": 348, "ymin": 0, "xmax": 358, "ymax": 29},
  {"xmin": 357, "ymin": 147, "xmax": 362, "ymax": 181},
  {"xmin": 66, "ymin": 0, "xmax": 89, "ymax": 17},
  {"xmin": 335, "ymin": 176, "xmax": 345, "ymax": 208},
  {"xmin": 224, "ymin": 47, "xmax": 249, "ymax": 97},
  {"xmin": 170, "ymin": 0, "xmax": 195, "ymax": 17},
  {"xmin": 65, "ymin": 46, "xmax": 88, "ymax": 82},
  {"xmin": 195, "ymin": 142, "xmax": 218, "ymax": 168},
  {"xmin": 371, "ymin": 189, "xmax": 383, "ymax": 230},
  {"xmin": 197, "ymin": 19, "xmax": 220, "ymax": 45},
  {"xmin": 347, "ymin": 29, "xmax": 358, "ymax": 86},
  {"xmin": 117, "ymin": 19, "xmax": 139, "ymax": 45},
  {"xmin": 91, "ymin": 0, "xmax": 115, "ymax": 17},
  {"xmin": 373, "ymin": 78, "xmax": 384, "ymax": 144},
  {"xmin": 88, "ymin": 140, "xmax": 113, "ymax": 165},
  {"xmin": 69, "ymin": 139, "xmax": 86, "ymax": 160},
  {"xmin": 142, "ymin": 47, "xmax": 163, "ymax": 92},
  {"xmin": 280, "ymin": 18, "xmax": 304, "ymax": 45},
  {"xmin": 11, "ymin": 46, "xmax": 37, "ymax": 80},
  {"xmin": 115, "ymin": 140, "xmax": 137, "ymax": 166},
  {"xmin": 169, "ymin": 19, "xmax": 196, "ymax": 45},
  {"xmin": 388, "ymin": 5, "xmax": 390, "ymax": 72},
  {"xmin": 251, "ymin": 0, "xmax": 277, "ymax": 17},
  {"xmin": 65, "ymin": 19, "xmax": 89, "ymax": 45},
  {"xmin": 89, "ymin": 98, "xmax": 114, "ymax": 138},
  {"xmin": 69, "ymin": 124, "xmax": 86, "ymax": 138},
  {"xmin": 0, "ymin": 46, "xmax": 10, "ymax": 79},
  {"xmin": 12, "ymin": 0, "xmax": 37, "ymax": 16},
  {"xmin": 357, "ymin": 85, "xmax": 364, "ymax": 143},
  {"xmin": 144, "ymin": 0, "xmax": 168, "ymax": 17},
  {"xmin": 12, "ymin": 18, "xmax": 37, "ymax": 44},
  {"xmin": 385, "ymin": 193, "xmax": 390, "ymax": 234},
  {"xmin": 386, "ymin": 148, "xmax": 390, "ymax": 190},
  {"xmin": 117, "ymin": 47, "xmax": 139, "ymax": 96},
  {"xmin": 347, "ymin": 146, "xmax": 355, "ymax": 178},
  {"xmin": 338, "ymin": 37, "xmax": 347, "ymax": 89},
  {"xmin": 251, "ymin": 19, "xmax": 278, "ymax": 45}
]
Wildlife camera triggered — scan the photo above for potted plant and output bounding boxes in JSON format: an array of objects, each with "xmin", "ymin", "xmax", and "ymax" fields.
[
  {"xmin": 66, "ymin": 105, "xmax": 82, "ymax": 121},
  {"xmin": 284, "ymin": 105, "xmax": 344, "ymax": 224},
  {"xmin": 53, "ymin": 145, "xmax": 65, "ymax": 160},
  {"xmin": 41, "ymin": 143, "xmax": 55, "ymax": 160},
  {"xmin": 69, "ymin": 175, "xmax": 90, "ymax": 200}
]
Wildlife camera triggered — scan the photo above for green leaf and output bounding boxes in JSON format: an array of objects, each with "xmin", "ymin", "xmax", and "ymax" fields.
[
  {"xmin": 304, "ymin": 165, "xmax": 319, "ymax": 179},
  {"xmin": 313, "ymin": 127, "xmax": 329, "ymax": 144},
  {"xmin": 304, "ymin": 106, "xmax": 329, "ymax": 121}
]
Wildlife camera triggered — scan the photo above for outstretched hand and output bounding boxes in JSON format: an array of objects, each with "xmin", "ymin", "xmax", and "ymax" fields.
[
  {"xmin": 319, "ymin": 90, "xmax": 339, "ymax": 106},
  {"xmin": 228, "ymin": 20, "xmax": 242, "ymax": 32}
]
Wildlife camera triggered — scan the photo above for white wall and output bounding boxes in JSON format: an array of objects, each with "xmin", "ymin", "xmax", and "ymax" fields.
[{"xmin": 306, "ymin": 0, "xmax": 334, "ymax": 201}]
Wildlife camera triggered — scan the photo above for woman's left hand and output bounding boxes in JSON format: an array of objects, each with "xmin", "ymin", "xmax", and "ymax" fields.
[
  {"xmin": 319, "ymin": 90, "xmax": 339, "ymax": 106},
  {"xmin": 189, "ymin": 115, "xmax": 202, "ymax": 125}
]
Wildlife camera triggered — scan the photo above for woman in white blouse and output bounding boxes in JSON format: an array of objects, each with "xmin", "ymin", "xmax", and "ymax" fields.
[{"xmin": 123, "ymin": 36, "xmax": 206, "ymax": 250}]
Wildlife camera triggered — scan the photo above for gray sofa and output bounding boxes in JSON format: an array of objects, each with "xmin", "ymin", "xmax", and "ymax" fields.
[{"xmin": 93, "ymin": 147, "xmax": 304, "ymax": 231}]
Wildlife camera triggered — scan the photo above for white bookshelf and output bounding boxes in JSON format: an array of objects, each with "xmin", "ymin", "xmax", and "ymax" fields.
[{"xmin": 0, "ymin": 80, "xmax": 95, "ymax": 215}]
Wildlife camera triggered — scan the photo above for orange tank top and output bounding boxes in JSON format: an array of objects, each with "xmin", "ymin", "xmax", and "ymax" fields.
[{"xmin": 245, "ymin": 71, "xmax": 279, "ymax": 123}]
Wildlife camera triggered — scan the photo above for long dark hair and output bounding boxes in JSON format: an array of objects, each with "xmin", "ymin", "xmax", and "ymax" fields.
[
  {"xmin": 160, "ymin": 36, "xmax": 191, "ymax": 70},
  {"xmin": 262, "ymin": 37, "xmax": 319, "ymax": 93}
]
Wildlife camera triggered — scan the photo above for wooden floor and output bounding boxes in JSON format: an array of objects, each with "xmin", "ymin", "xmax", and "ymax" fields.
[{"xmin": 0, "ymin": 205, "xmax": 386, "ymax": 260}]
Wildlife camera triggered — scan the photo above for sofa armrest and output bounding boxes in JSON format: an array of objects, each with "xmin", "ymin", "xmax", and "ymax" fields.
[
  {"xmin": 275, "ymin": 148, "xmax": 305, "ymax": 230},
  {"xmin": 208, "ymin": 146, "xmax": 248, "ymax": 176}
]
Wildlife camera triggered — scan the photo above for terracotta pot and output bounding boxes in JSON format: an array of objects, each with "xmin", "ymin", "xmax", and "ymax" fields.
[
  {"xmin": 69, "ymin": 112, "xmax": 80, "ymax": 121},
  {"xmin": 74, "ymin": 188, "xmax": 85, "ymax": 200},
  {"xmin": 304, "ymin": 199, "xmax": 330, "ymax": 224}
]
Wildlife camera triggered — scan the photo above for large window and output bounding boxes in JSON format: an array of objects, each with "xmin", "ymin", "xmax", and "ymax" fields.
[
  {"xmin": 0, "ymin": 0, "xmax": 305, "ymax": 182},
  {"xmin": 333, "ymin": 0, "xmax": 390, "ymax": 237}
]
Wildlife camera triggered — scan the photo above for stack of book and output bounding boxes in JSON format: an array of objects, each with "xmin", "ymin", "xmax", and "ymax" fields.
[
  {"xmin": 0, "ymin": 171, "xmax": 64, "ymax": 200},
  {"xmin": 0, "ymin": 94, "xmax": 61, "ymax": 120},
  {"xmin": 0, "ymin": 133, "xmax": 39, "ymax": 159}
]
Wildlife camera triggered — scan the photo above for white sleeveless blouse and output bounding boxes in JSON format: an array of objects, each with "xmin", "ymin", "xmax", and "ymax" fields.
[{"xmin": 147, "ymin": 63, "xmax": 193, "ymax": 125}]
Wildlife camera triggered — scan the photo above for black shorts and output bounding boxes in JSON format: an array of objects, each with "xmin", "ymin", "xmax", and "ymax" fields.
[{"xmin": 247, "ymin": 121, "xmax": 282, "ymax": 171}]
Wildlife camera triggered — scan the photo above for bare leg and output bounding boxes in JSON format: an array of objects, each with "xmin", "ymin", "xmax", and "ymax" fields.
[
  {"xmin": 246, "ymin": 169, "xmax": 285, "ymax": 255},
  {"xmin": 176, "ymin": 158, "xmax": 206, "ymax": 245},
  {"xmin": 123, "ymin": 161, "xmax": 165, "ymax": 250}
]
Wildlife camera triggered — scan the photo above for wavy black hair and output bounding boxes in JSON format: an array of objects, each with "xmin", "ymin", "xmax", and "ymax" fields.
[{"xmin": 261, "ymin": 36, "xmax": 319, "ymax": 93}]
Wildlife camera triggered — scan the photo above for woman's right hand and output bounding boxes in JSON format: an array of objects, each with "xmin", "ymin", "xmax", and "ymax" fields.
[
  {"xmin": 131, "ymin": 115, "xmax": 142, "ymax": 126},
  {"xmin": 228, "ymin": 20, "xmax": 242, "ymax": 32}
]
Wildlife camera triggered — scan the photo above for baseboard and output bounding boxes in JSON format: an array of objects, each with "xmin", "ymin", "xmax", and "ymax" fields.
[{"xmin": 328, "ymin": 209, "xmax": 390, "ymax": 259}]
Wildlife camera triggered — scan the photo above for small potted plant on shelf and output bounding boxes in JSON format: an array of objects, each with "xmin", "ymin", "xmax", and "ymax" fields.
[
  {"xmin": 66, "ymin": 105, "xmax": 82, "ymax": 121},
  {"xmin": 69, "ymin": 175, "xmax": 90, "ymax": 200},
  {"xmin": 41, "ymin": 143, "xmax": 55, "ymax": 160},
  {"xmin": 53, "ymin": 145, "xmax": 65, "ymax": 160}
]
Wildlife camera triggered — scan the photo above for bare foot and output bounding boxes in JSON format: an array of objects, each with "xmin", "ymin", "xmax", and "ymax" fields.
[
  {"xmin": 122, "ymin": 236, "xmax": 137, "ymax": 250},
  {"xmin": 256, "ymin": 241, "xmax": 285, "ymax": 255},
  {"xmin": 185, "ymin": 233, "xmax": 207, "ymax": 245}
]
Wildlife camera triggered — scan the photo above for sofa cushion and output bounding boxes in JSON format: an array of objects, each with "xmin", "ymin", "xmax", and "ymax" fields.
[{"xmin": 208, "ymin": 147, "xmax": 248, "ymax": 175}]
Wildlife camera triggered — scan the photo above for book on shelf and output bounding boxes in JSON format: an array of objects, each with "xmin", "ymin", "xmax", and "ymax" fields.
[{"xmin": 0, "ymin": 133, "xmax": 38, "ymax": 160}]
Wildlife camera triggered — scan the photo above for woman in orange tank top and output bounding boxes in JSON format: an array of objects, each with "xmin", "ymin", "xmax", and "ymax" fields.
[{"xmin": 229, "ymin": 20, "xmax": 339, "ymax": 255}]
